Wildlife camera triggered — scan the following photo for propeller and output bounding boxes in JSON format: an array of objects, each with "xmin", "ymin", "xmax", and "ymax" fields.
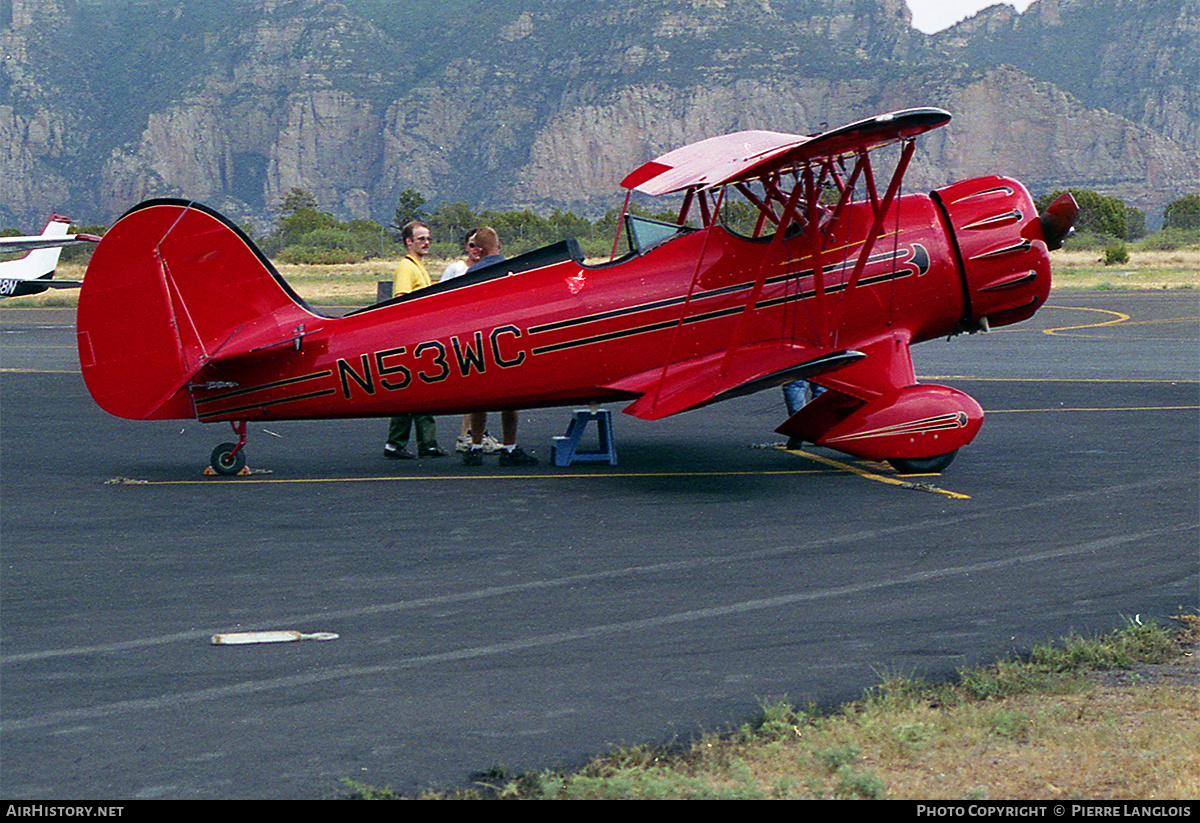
[{"xmin": 1039, "ymin": 192, "xmax": 1079, "ymax": 251}]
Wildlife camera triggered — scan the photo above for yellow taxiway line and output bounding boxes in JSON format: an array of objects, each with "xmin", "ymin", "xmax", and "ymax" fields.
[
  {"xmin": 105, "ymin": 447, "xmax": 973, "ymax": 501},
  {"xmin": 989, "ymin": 406, "xmax": 1199, "ymax": 414},
  {"xmin": 1041, "ymin": 305, "xmax": 1131, "ymax": 336},
  {"xmin": 783, "ymin": 448, "xmax": 972, "ymax": 500},
  {"xmin": 109, "ymin": 467, "xmax": 828, "ymax": 486}
]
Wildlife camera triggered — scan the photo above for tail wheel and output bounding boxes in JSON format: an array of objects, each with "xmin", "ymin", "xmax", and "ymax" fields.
[
  {"xmin": 210, "ymin": 442, "xmax": 247, "ymax": 476},
  {"xmin": 887, "ymin": 450, "xmax": 958, "ymax": 475}
]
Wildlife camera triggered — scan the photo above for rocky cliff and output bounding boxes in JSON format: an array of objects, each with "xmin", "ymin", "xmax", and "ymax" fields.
[
  {"xmin": 1, "ymin": 0, "xmax": 1196, "ymax": 230},
  {"xmin": 935, "ymin": 0, "xmax": 1199, "ymax": 148}
]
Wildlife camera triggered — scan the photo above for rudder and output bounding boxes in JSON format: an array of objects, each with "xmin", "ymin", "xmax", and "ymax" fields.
[{"xmin": 77, "ymin": 200, "xmax": 317, "ymax": 420}]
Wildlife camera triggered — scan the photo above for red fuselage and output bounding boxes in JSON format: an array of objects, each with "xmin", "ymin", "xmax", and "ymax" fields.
[
  {"xmin": 77, "ymin": 175, "xmax": 1052, "ymax": 467},
  {"xmin": 182, "ymin": 191, "xmax": 1004, "ymax": 423}
]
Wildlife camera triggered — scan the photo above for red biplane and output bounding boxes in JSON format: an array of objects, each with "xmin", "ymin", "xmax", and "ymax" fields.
[{"xmin": 76, "ymin": 108, "xmax": 1076, "ymax": 475}]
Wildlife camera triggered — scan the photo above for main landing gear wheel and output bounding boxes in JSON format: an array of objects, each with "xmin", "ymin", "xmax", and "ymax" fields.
[
  {"xmin": 210, "ymin": 442, "xmax": 247, "ymax": 476},
  {"xmin": 208, "ymin": 421, "xmax": 249, "ymax": 476},
  {"xmin": 887, "ymin": 450, "xmax": 958, "ymax": 475}
]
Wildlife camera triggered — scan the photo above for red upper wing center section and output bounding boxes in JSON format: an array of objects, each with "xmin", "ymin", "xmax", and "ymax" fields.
[{"xmin": 622, "ymin": 108, "xmax": 951, "ymax": 196}]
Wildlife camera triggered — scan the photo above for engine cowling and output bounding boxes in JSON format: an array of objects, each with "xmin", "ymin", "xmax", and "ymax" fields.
[{"xmin": 933, "ymin": 176, "xmax": 1060, "ymax": 332}]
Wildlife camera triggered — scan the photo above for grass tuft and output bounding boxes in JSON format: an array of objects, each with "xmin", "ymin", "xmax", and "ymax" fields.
[{"xmin": 337, "ymin": 614, "xmax": 1198, "ymax": 800}]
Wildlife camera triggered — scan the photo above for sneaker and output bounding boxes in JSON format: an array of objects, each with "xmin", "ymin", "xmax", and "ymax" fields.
[
  {"xmin": 462, "ymin": 449, "xmax": 484, "ymax": 466},
  {"xmin": 384, "ymin": 444, "xmax": 415, "ymax": 460},
  {"xmin": 458, "ymin": 431, "xmax": 502, "ymax": 454},
  {"xmin": 498, "ymin": 447, "xmax": 537, "ymax": 467},
  {"xmin": 419, "ymin": 446, "xmax": 448, "ymax": 458}
]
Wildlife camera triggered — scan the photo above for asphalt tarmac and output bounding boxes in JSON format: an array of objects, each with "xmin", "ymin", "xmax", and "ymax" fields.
[{"xmin": 1, "ymin": 290, "xmax": 1197, "ymax": 800}]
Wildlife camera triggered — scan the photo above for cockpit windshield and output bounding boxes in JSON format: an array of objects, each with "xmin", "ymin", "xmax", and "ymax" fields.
[{"xmin": 624, "ymin": 214, "xmax": 693, "ymax": 255}]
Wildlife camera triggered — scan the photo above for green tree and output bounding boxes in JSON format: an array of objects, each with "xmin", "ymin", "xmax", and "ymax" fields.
[
  {"xmin": 278, "ymin": 187, "xmax": 319, "ymax": 217},
  {"xmin": 482, "ymin": 208, "xmax": 551, "ymax": 246},
  {"xmin": 273, "ymin": 188, "xmax": 337, "ymax": 248},
  {"xmin": 549, "ymin": 208, "xmax": 595, "ymax": 241},
  {"xmin": 289, "ymin": 227, "xmax": 362, "ymax": 261},
  {"xmin": 279, "ymin": 206, "xmax": 339, "ymax": 246},
  {"xmin": 1037, "ymin": 189, "xmax": 1129, "ymax": 239},
  {"xmin": 1163, "ymin": 194, "xmax": 1200, "ymax": 230},
  {"xmin": 393, "ymin": 189, "xmax": 428, "ymax": 230},
  {"xmin": 429, "ymin": 202, "xmax": 479, "ymax": 247},
  {"xmin": 1125, "ymin": 206, "xmax": 1146, "ymax": 240}
]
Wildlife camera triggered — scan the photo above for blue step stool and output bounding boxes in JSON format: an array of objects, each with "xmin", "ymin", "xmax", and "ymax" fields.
[{"xmin": 551, "ymin": 408, "xmax": 617, "ymax": 467}]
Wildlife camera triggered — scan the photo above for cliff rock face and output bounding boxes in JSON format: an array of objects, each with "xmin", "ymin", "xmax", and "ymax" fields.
[
  {"xmin": 1, "ymin": 0, "xmax": 1196, "ymax": 229},
  {"xmin": 936, "ymin": 0, "xmax": 1200, "ymax": 148}
]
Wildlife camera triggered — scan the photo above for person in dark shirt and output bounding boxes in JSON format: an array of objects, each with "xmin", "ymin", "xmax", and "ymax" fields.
[{"xmin": 462, "ymin": 227, "xmax": 536, "ymax": 467}]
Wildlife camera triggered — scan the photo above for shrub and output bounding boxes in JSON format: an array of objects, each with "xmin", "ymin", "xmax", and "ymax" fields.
[
  {"xmin": 1163, "ymin": 194, "xmax": 1200, "ymax": 231},
  {"xmin": 1137, "ymin": 227, "xmax": 1200, "ymax": 251},
  {"xmin": 1103, "ymin": 241, "xmax": 1129, "ymax": 266},
  {"xmin": 276, "ymin": 245, "xmax": 364, "ymax": 265},
  {"xmin": 1038, "ymin": 189, "xmax": 1130, "ymax": 239}
]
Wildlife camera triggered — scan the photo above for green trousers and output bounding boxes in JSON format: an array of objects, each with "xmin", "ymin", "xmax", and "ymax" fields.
[{"xmin": 386, "ymin": 415, "xmax": 438, "ymax": 449}]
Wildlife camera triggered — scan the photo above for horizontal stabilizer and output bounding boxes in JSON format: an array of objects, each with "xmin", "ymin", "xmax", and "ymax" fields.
[
  {"xmin": 0, "ymin": 236, "xmax": 96, "ymax": 252},
  {"xmin": 0, "ymin": 215, "xmax": 92, "ymax": 297}
]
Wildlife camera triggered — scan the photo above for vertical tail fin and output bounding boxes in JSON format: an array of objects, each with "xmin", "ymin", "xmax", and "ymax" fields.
[{"xmin": 77, "ymin": 200, "xmax": 318, "ymax": 420}]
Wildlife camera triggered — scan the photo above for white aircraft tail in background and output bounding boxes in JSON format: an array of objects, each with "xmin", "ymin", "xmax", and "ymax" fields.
[{"xmin": 0, "ymin": 215, "xmax": 99, "ymax": 298}]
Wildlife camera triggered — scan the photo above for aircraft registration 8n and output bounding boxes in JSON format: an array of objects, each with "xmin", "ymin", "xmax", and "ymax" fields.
[{"xmin": 75, "ymin": 108, "xmax": 1076, "ymax": 475}]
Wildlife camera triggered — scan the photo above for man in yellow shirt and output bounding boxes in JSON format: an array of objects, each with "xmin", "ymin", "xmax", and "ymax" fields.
[
  {"xmin": 384, "ymin": 220, "xmax": 447, "ymax": 459},
  {"xmin": 392, "ymin": 222, "xmax": 432, "ymax": 293}
]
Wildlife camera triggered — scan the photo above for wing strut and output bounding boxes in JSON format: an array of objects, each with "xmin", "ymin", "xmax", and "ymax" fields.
[
  {"xmin": 609, "ymin": 189, "xmax": 633, "ymax": 260},
  {"xmin": 830, "ymin": 139, "xmax": 916, "ymax": 344},
  {"xmin": 620, "ymin": 113, "xmax": 938, "ymax": 416},
  {"xmin": 641, "ymin": 187, "xmax": 728, "ymax": 415},
  {"xmin": 719, "ymin": 171, "xmax": 807, "ymax": 376}
]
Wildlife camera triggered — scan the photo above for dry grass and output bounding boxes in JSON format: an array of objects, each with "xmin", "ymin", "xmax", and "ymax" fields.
[
  {"xmin": 822, "ymin": 683, "xmax": 1199, "ymax": 800},
  {"xmin": 1050, "ymin": 249, "xmax": 1200, "ymax": 291},
  {"xmin": 341, "ymin": 616, "xmax": 1199, "ymax": 800},
  {"xmin": 275, "ymin": 261, "xmax": 397, "ymax": 305}
]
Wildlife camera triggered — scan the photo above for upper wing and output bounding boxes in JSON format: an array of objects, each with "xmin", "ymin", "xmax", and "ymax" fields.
[
  {"xmin": 0, "ymin": 234, "xmax": 99, "ymax": 252},
  {"xmin": 622, "ymin": 108, "xmax": 951, "ymax": 196},
  {"xmin": 621, "ymin": 130, "xmax": 810, "ymax": 197}
]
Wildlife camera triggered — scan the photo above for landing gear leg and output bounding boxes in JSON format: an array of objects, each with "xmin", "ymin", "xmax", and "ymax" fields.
[{"xmin": 210, "ymin": 421, "xmax": 248, "ymax": 476}]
